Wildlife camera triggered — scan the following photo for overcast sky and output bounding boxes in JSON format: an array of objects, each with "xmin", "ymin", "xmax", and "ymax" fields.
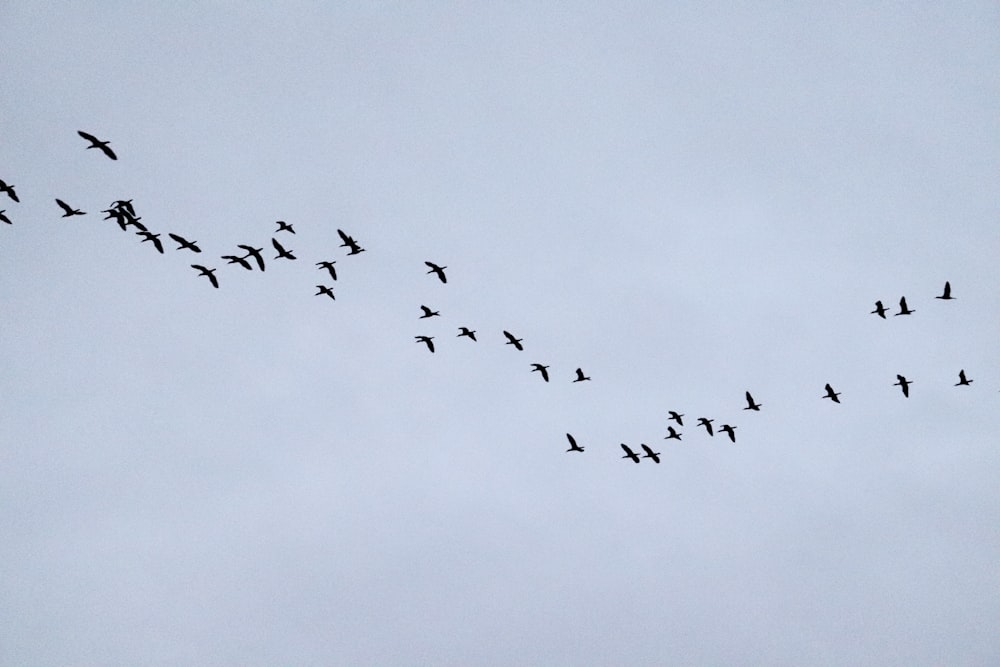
[{"xmin": 2, "ymin": 2, "xmax": 999, "ymax": 665}]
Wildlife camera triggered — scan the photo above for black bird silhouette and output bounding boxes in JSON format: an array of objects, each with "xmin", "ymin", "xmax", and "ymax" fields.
[
  {"xmin": 572, "ymin": 368, "xmax": 591, "ymax": 382},
  {"xmin": 337, "ymin": 229, "xmax": 365, "ymax": 255},
  {"xmin": 425, "ymin": 261, "xmax": 447, "ymax": 283},
  {"xmin": 895, "ymin": 296, "xmax": 915, "ymax": 316},
  {"xmin": 0, "ymin": 210, "xmax": 10, "ymax": 225},
  {"xmin": 315, "ymin": 285, "xmax": 336, "ymax": 300},
  {"xmin": 822, "ymin": 383, "xmax": 842, "ymax": 403},
  {"xmin": 935, "ymin": 281, "xmax": 954, "ymax": 300},
  {"xmin": 191, "ymin": 264, "xmax": 218, "ymax": 288},
  {"xmin": 871, "ymin": 300, "xmax": 889, "ymax": 319},
  {"xmin": 955, "ymin": 369, "xmax": 972, "ymax": 386},
  {"xmin": 222, "ymin": 254, "xmax": 253, "ymax": 270},
  {"xmin": 316, "ymin": 261, "xmax": 337, "ymax": 280},
  {"xmin": 118, "ymin": 208, "xmax": 146, "ymax": 231},
  {"xmin": 664, "ymin": 426, "xmax": 682, "ymax": 441},
  {"xmin": 415, "ymin": 335, "xmax": 435, "ymax": 353},
  {"xmin": 743, "ymin": 391, "xmax": 761, "ymax": 411},
  {"xmin": 103, "ymin": 208, "xmax": 128, "ymax": 230},
  {"xmin": 620, "ymin": 444, "xmax": 641, "ymax": 463},
  {"xmin": 641, "ymin": 444, "xmax": 661, "ymax": 463},
  {"xmin": 893, "ymin": 374, "xmax": 913, "ymax": 397},
  {"xmin": 530, "ymin": 363, "xmax": 550, "ymax": 382},
  {"xmin": 110, "ymin": 199, "xmax": 135, "ymax": 216},
  {"xmin": 237, "ymin": 245, "xmax": 265, "ymax": 271},
  {"xmin": 503, "ymin": 330, "xmax": 524, "ymax": 350},
  {"xmin": 55, "ymin": 199, "xmax": 85, "ymax": 217},
  {"xmin": 565, "ymin": 433, "xmax": 584, "ymax": 453},
  {"xmin": 719, "ymin": 424, "xmax": 737, "ymax": 443},
  {"xmin": 168, "ymin": 233, "xmax": 201, "ymax": 252},
  {"xmin": 667, "ymin": 411, "xmax": 684, "ymax": 426},
  {"xmin": 419, "ymin": 305, "xmax": 441, "ymax": 319},
  {"xmin": 0, "ymin": 179, "xmax": 19, "ymax": 202},
  {"xmin": 137, "ymin": 231, "xmax": 164, "ymax": 254},
  {"xmin": 697, "ymin": 418, "xmax": 714, "ymax": 436},
  {"xmin": 271, "ymin": 237, "xmax": 296, "ymax": 260},
  {"xmin": 77, "ymin": 130, "xmax": 117, "ymax": 160},
  {"xmin": 275, "ymin": 220, "xmax": 295, "ymax": 234},
  {"xmin": 457, "ymin": 327, "xmax": 477, "ymax": 341}
]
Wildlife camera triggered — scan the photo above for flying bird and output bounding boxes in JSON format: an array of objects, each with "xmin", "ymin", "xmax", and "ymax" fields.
[
  {"xmin": 191, "ymin": 264, "xmax": 218, "ymax": 288},
  {"xmin": 110, "ymin": 199, "xmax": 135, "ymax": 216},
  {"xmin": 0, "ymin": 210, "xmax": 10, "ymax": 225},
  {"xmin": 503, "ymin": 330, "xmax": 524, "ymax": 350},
  {"xmin": 935, "ymin": 281, "xmax": 954, "ymax": 300},
  {"xmin": 103, "ymin": 208, "xmax": 128, "ymax": 230},
  {"xmin": 743, "ymin": 391, "xmax": 761, "ymax": 411},
  {"xmin": 168, "ymin": 233, "xmax": 201, "ymax": 252},
  {"xmin": 871, "ymin": 300, "xmax": 889, "ymax": 319},
  {"xmin": 415, "ymin": 335, "xmax": 435, "ymax": 353},
  {"xmin": 565, "ymin": 433, "xmax": 584, "ymax": 453},
  {"xmin": 664, "ymin": 426, "xmax": 682, "ymax": 441},
  {"xmin": 77, "ymin": 130, "xmax": 117, "ymax": 160},
  {"xmin": 237, "ymin": 245, "xmax": 265, "ymax": 271},
  {"xmin": 895, "ymin": 296, "xmax": 915, "ymax": 316},
  {"xmin": 271, "ymin": 237, "xmax": 296, "ymax": 260},
  {"xmin": 55, "ymin": 199, "xmax": 85, "ymax": 217},
  {"xmin": 530, "ymin": 363, "xmax": 550, "ymax": 382},
  {"xmin": 457, "ymin": 327, "xmax": 477, "ymax": 341},
  {"xmin": 419, "ymin": 305, "xmax": 441, "ymax": 319},
  {"xmin": 719, "ymin": 424, "xmax": 737, "ymax": 443},
  {"xmin": 640, "ymin": 444, "xmax": 661, "ymax": 464},
  {"xmin": 274, "ymin": 220, "xmax": 295, "ymax": 234},
  {"xmin": 620, "ymin": 444, "xmax": 641, "ymax": 463},
  {"xmin": 697, "ymin": 418, "xmax": 714, "ymax": 436},
  {"xmin": 0, "ymin": 179, "xmax": 19, "ymax": 202},
  {"xmin": 337, "ymin": 229, "xmax": 365, "ymax": 255},
  {"xmin": 137, "ymin": 231, "xmax": 164, "ymax": 254},
  {"xmin": 955, "ymin": 369, "xmax": 972, "ymax": 386},
  {"xmin": 316, "ymin": 261, "xmax": 337, "ymax": 280},
  {"xmin": 222, "ymin": 254, "xmax": 253, "ymax": 270},
  {"xmin": 822, "ymin": 383, "xmax": 842, "ymax": 403},
  {"xmin": 667, "ymin": 411, "xmax": 684, "ymax": 426},
  {"xmin": 893, "ymin": 374, "xmax": 913, "ymax": 397},
  {"xmin": 425, "ymin": 261, "xmax": 447, "ymax": 283},
  {"xmin": 315, "ymin": 285, "xmax": 336, "ymax": 300},
  {"xmin": 572, "ymin": 368, "xmax": 591, "ymax": 382}
]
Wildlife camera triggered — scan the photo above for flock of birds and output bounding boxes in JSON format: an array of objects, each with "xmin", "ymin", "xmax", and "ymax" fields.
[{"xmin": 1, "ymin": 131, "xmax": 988, "ymax": 464}]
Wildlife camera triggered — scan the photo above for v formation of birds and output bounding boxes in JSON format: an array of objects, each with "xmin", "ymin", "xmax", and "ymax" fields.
[{"xmin": 1, "ymin": 131, "xmax": 985, "ymax": 464}]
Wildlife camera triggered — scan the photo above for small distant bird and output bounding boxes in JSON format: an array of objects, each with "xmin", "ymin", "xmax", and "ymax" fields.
[
  {"xmin": 743, "ymin": 391, "xmax": 761, "ymax": 411},
  {"xmin": 457, "ymin": 327, "xmax": 477, "ymax": 341},
  {"xmin": 641, "ymin": 444, "xmax": 661, "ymax": 463},
  {"xmin": 822, "ymin": 383, "xmax": 842, "ymax": 403},
  {"xmin": 191, "ymin": 264, "xmax": 218, "ymax": 288},
  {"xmin": 315, "ymin": 285, "xmax": 335, "ymax": 300},
  {"xmin": 565, "ymin": 433, "xmax": 584, "ymax": 453},
  {"xmin": 168, "ymin": 233, "xmax": 201, "ymax": 252},
  {"xmin": 237, "ymin": 245, "xmax": 265, "ymax": 271},
  {"xmin": 0, "ymin": 210, "xmax": 10, "ymax": 225},
  {"xmin": 137, "ymin": 231, "xmax": 164, "ymax": 254},
  {"xmin": 530, "ymin": 363, "xmax": 550, "ymax": 382},
  {"xmin": 110, "ymin": 199, "xmax": 135, "ymax": 216},
  {"xmin": 77, "ymin": 130, "xmax": 117, "ymax": 160},
  {"xmin": 0, "ymin": 179, "xmax": 19, "ymax": 202},
  {"xmin": 503, "ymin": 330, "xmax": 524, "ymax": 350},
  {"xmin": 425, "ymin": 261, "xmax": 447, "ymax": 283},
  {"xmin": 222, "ymin": 254, "xmax": 253, "ymax": 270},
  {"xmin": 935, "ymin": 281, "xmax": 954, "ymax": 300},
  {"xmin": 572, "ymin": 368, "xmax": 591, "ymax": 382},
  {"xmin": 871, "ymin": 300, "xmax": 888, "ymax": 319},
  {"xmin": 719, "ymin": 424, "xmax": 737, "ymax": 443},
  {"xmin": 415, "ymin": 335, "xmax": 435, "ymax": 353},
  {"xmin": 337, "ymin": 229, "xmax": 365, "ymax": 255},
  {"xmin": 275, "ymin": 220, "xmax": 295, "ymax": 234},
  {"xmin": 316, "ymin": 261, "xmax": 337, "ymax": 280},
  {"xmin": 664, "ymin": 426, "xmax": 682, "ymax": 441},
  {"xmin": 667, "ymin": 411, "xmax": 684, "ymax": 426},
  {"xmin": 893, "ymin": 374, "xmax": 912, "ymax": 397},
  {"xmin": 620, "ymin": 443, "xmax": 641, "ymax": 463},
  {"xmin": 955, "ymin": 369, "xmax": 972, "ymax": 386},
  {"xmin": 419, "ymin": 305, "xmax": 441, "ymax": 319},
  {"xmin": 895, "ymin": 296, "xmax": 915, "ymax": 316},
  {"xmin": 271, "ymin": 237, "xmax": 296, "ymax": 260},
  {"xmin": 697, "ymin": 417, "xmax": 715, "ymax": 436},
  {"xmin": 55, "ymin": 199, "xmax": 85, "ymax": 217}
]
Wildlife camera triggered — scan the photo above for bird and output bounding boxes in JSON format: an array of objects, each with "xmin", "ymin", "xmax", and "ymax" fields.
[
  {"xmin": 0, "ymin": 179, "xmax": 19, "ymax": 202},
  {"xmin": 530, "ymin": 363, "xmax": 550, "ymax": 382},
  {"xmin": 955, "ymin": 369, "xmax": 972, "ymax": 386},
  {"xmin": 503, "ymin": 330, "xmax": 524, "ymax": 350},
  {"xmin": 237, "ymin": 245, "xmax": 265, "ymax": 271},
  {"xmin": 697, "ymin": 418, "xmax": 714, "ymax": 436},
  {"xmin": 572, "ymin": 368, "xmax": 591, "ymax": 382},
  {"xmin": 415, "ymin": 335, "xmax": 435, "ymax": 353},
  {"xmin": 0, "ymin": 210, "xmax": 10, "ymax": 225},
  {"xmin": 620, "ymin": 444, "xmax": 641, "ymax": 463},
  {"xmin": 718, "ymin": 424, "xmax": 737, "ymax": 443},
  {"xmin": 222, "ymin": 254, "xmax": 253, "ymax": 270},
  {"xmin": 137, "ymin": 231, "xmax": 164, "ymax": 254},
  {"xmin": 822, "ymin": 383, "xmax": 842, "ymax": 403},
  {"xmin": 425, "ymin": 261, "xmax": 447, "ymax": 283},
  {"xmin": 667, "ymin": 411, "xmax": 684, "ymax": 426},
  {"xmin": 935, "ymin": 281, "xmax": 954, "ymax": 300},
  {"xmin": 565, "ymin": 433, "xmax": 584, "ymax": 453},
  {"xmin": 871, "ymin": 300, "xmax": 889, "ymax": 319},
  {"xmin": 77, "ymin": 130, "xmax": 117, "ymax": 160},
  {"xmin": 893, "ymin": 374, "xmax": 913, "ymax": 397},
  {"xmin": 55, "ymin": 199, "xmax": 85, "ymax": 217},
  {"xmin": 664, "ymin": 426, "xmax": 682, "ymax": 441},
  {"xmin": 337, "ymin": 229, "xmax": 365, "ymax": 255},
  {"xmin": 895, "ymin": 296, "xmax": 915, "ymax": 316},
  {"xmin": 191, "ymin": 264, "xmax": 218, "ymax": 288},
  {"xmin": 275, "ymin": 220, "xmax": 295, "ymax": 234},
  {"xmin": 316, "ymin": 261, "xmax": 337, "ymax": 280},
  {"xmin": 457, "ymin": 327, "xmax": 477, "ymax": 341},
  {"xmin": 419, "ymin": 305, "xmax": 441, "ymax": 319},
  {"xmin": 315, "ymin": 285, "xmax": 335, "ymax": 300},
  {"xmin": 640, "ymin": 444, "xmax": 661, "ymax": 463},
  {"xmin": 109, "ymin": 199, "xmax": 135, "ymax": 216},
  {"xmin": 103, "ymin": 208, "xmax": 128, "ymax": 230},
  {"xmin": 168, "ymin": 233, "xmax": 201, "ymax": 252},
  {"xmin": 271, "ymin": 237, "xmax": 296, "ymax": 260},
  {"xmin": 743, "ymin": 391, "xmax": 761, "ymax": 411}
]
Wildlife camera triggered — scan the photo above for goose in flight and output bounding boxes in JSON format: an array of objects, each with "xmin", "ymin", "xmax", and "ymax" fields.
[
  {"xmin": 935, "ymin": 281, "xmax": 954, "ymax": 300},
  {"xmin": 191, "ymin": 264, "xmax": 218, "ymax": 288},
  {"xmin": 55, "ymin": 199, "xmax": 85, "ymax": 217},
  {"xmin": 530, "ymin": 363, "xmax": 550, "ymax": 382},
  {"xmin": 667, "ymin": 411, "xmax": 684, "ymax": 426},
  {"xmin": 871, "ymin": 300, "xmax": 889, "ymax": 319},
  {"xmin": 77, "ymin": 130, "xmax": 117, "ymax": 160},
  {"xmin": 415, "ymin": 335, "xmax": 435, "ymax": 353},
  {"xmin": 503, "ymin": 330, "xmax": 524, "ymax": 350},
  {"xmin": 565, "ymin": 433, "xmax": 584, "ymax": 453},
  {"xmin": 893, "ymin": 374, "xmax": 913, "ymax": 397},
  {"xmin": 168, "ymin": 233, "xmax": 201, "ymax": 252},
  {"xmin": 238, "ymin": 245, "xmax": 266, "ymax": 271},
  {"xmin": 572, "ymin": 368, "xmax": 591, "ymax": 382},
  {"xmin": 316, "ymin": 261, "xmax": 337, "ymax": 280},
  {"xmin": 419, "ymin": 305, "xmax": 441, "ymax": 319},
  {"xmin": 955, "ymin": 369, "xmax": 972, "ymax": 386},
  {"xmin": 663, "ymin": 426, "xmax": 682, "ymax": 441},
  {"xmin": 337, "ymin": 229, "xmax": 365, "ymax": 255},
  {"xmin": 719, "ymin": 424, "xmax": 737, "ymax": 443},
  {"xmin": 222, "ymin": 254, "xmax": 253, "ymax": 270},
  {"xmin": 640, "ymin": 444, "xmax": 661, "ymax": 464},
  {"xmin": 620, "ymin": 444, "xmax": 641, "ymax": 463},
  {"xmin": 457, "ymin": 327, "xmax": 477, "ymax": 341},
  {"xmin": 271, "ymin": 237, "xmax": 296, "ymax": 260},
  {"xmin": 137, "ymin": 231, "xmax": 164, "ymax": 254},
  {"xmin": 0, "ymin": 210, "xmax": 10, "ymax": 225},
  {"xmin": 425, "ymin": 261, "xmax": 447, "ymax": 283},
  {"xmin": 274, "ymin": 220, "xmax": 295, "ymax": 234},
  {"xmin": 895, "ymin": 296, "xmax": 915, "ymax": 316},
  {"xmin": 0, "ymin": 179, "xmax": 19, "ymax": 202},
  {"xmin": 743, "ymin": 391, "xmax": 761, "ymax": 411},
  {"xmin": 315, "ymin": 285, "xmax": 336, "ymax": 300},
  {"xmin": 822, "ymin": 383, "xmax": 842, "ymax": 403},
  {"xmin": 110, "ymin": 199, "xmax": 135, "ymax": 216},
  {"xmin": 697, "ymin": 417, "xmax": 715, "ymax": 436}
]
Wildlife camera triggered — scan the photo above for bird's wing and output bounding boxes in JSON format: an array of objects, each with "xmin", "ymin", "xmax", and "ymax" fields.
[
  {"xmin": 566, "ymin": 433, "xmax": 578, "ymax": 448},
  {"xmin": 641, "ymin": 444, "xmax": 655, "ymax": 456},
  {"xmin": 272, "ymin": 238, "xmax": 286, "ymax": 252},
  {"xmin": 55, "ymin": 199, "xmax": 71, "ymax": 213},
  {"xmin": 620, "ymin": 444, "xmax": 635, "ymax": 456},
  {"xmin": 99, "ymin": 144, "xmax": 117, "ymax": 160},
  {"xmin": 77, "ymin": 130, "xmax": 98, "ymax": 143}
]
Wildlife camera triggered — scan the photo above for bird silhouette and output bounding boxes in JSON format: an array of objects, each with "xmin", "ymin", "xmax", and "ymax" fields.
[
  {"xmin": 955, "ymin": 369, "xmax": 972, "ymax": 386},
  {"xmin": 457, "ymin": 327, "xmax": 477, "ymax": 341},
  {"xmin": 871, "ymin": 300, "xmax": 889, "ymax": 319},
  {"xmin": 893, "ymin": 374, "xmax": 913, "ymax": 397},
  {"xmin": 110, "ymin": 199, "xmax": 135, "ymax": 216},
  {"xmin": 55, "ymin": 199, "xmax": 85, "ymax": 217},
  {"xmin": 425, "ymin": 261, "xmax": 447, "ymax": 283},
  {"xmin": 337, "ymin": 229, "xmax": 365, "ymax": 255},
  {"xmin": 191, "ymin": 264, "xmax": 218, "ymax": 288},
  {"xmin": 419, "ymin": 305, "xmax": 441, "ymax": 319},
  {"xmin": 667, "ymin": 411, "xmax": 684, "ymax": 426},
  {"xmin": 315, "ymin": 285, "xmax": 336, "ymax": 300},
  {"xmin": 222, "ymin": 254, "xmax": 253, "ymax": 270},
  {"xmin": 935, "ymin": 281, "xmax": 954, "ymax": 300},
  {"xmin": 743, "ymin": 391, "xmax": 761, "ymax": 411},
  {"xmin": 415, "ymin": 335, "xmax": 435, "ymax": 353},
  {"xmin": 620, "ymin": 444, "xmax": 641, "ymax": 463},
  {"xmin": 664, "ymin": 426, "xmax": 682, "ymax": 441},
  {"xmin": 697, "ymin": 418, "xmax": 715, "ymax": 436},
  {"xmin": 103, "ymin": 208, "xmax": 128, "ymax": 230},
  {"xmin": 572, "ymin": 368, "xmax": 591, "ymax": 382},
  {"xmin": 0, "ymin": 210, "xmax": 10, "ymax": 225},
  {"xmin": 168, "ymin": 233, "xmax": 201, "ymax": 252},
  {"xmin": 316, "ymin": 261, "xmax": 337, "ymax": 280},
  {"xmin": 641, "ymin": 444, "xmax": 661, "ymax": 463},
  {"xmin": 137, "ymin": 231, "xmax": 164, "ymax": 254},
  {"xmin": 719, "ymin": 424, "xmax": 737, "ymax": 442},
  {"xmin": 822, "ymin": 383, "xmax": 842, "ymax": 403},
  {"xmin": 0, "ymin": 179, "xmax": 19, "ymax": 202},
  {"xmin": 530, "ymin": 363, "xmax": 550, "ymax": 382},
  {"xmin": 503, "ymin": 330, "xmax": 524, "ymax": 350},
  {"xmin": 271, "ymin": 237, "xmax": 296, "ymax": 260},
  {"xmin": 275, "ymin": 220, "xmax": 295, "ymax": 234},
  {"xmin": 237, "ymin": 245, "xmax": 266, "ymax": 271},
  {"xmin": 77, "ymin": 130, "xmax": 117, "ymax": 160},
  {"xmin": 895, "ymin": 296, "xmax": 915, "ymax": 316},
  {"xmin": 565, "ymin": 433, "xmax": 584, "ymax": 453}
]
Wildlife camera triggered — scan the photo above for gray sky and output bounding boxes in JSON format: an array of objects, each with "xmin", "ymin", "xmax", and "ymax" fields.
[{"xmin": 2, "ymin": 2, "xmax": 999, "ymax": 665}]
